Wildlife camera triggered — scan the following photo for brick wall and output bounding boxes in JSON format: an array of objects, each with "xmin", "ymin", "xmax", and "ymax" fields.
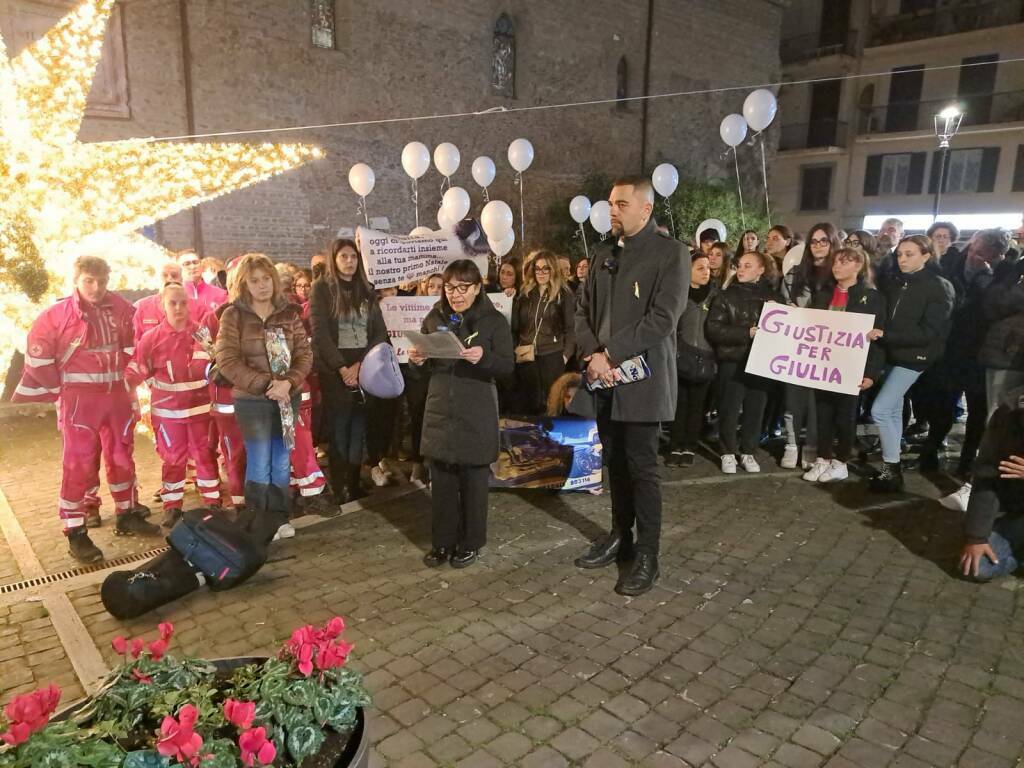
[{"xmin": 76, "ymin": 0, "xmax": 782, "ymax": 266}]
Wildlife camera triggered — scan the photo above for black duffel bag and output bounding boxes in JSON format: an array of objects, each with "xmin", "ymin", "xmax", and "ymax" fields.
[
  {"xmin": 101, "ymin": 548, "xmax": 202, "ymax": 619},
  {"xmin": 168, "ymin": 509, "xmax": 267, "ymax": 591}
]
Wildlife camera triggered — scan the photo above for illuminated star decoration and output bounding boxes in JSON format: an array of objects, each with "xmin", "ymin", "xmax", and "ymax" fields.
[{"xmin": 0, "ymin": 0, "xmax": 323, "ymax": 368}]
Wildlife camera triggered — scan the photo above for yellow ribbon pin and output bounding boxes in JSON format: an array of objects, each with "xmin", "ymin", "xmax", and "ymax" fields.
[{"xmin": 634, "ymin": 281, "xmax": 640, "ymax": 298}]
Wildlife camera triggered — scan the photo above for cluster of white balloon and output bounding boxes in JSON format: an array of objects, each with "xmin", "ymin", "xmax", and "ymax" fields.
[
  {"xmin": 347, "ymin": 138, "xmax": 535, "ymax": 261},
  {"xmin": 718, "ymin": 88, "xmax": 779, "ymax": 227}
]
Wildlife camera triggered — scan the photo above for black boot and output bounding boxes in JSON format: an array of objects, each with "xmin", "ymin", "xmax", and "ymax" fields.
[
  {"xmin": 347, "ymin": 464, "xmax": 367, "ymax": 502},
  {"xmin": 114, "ymin": 509, "xmax": 162, "ymax": 537},
  {"xmin": 574, "ymin": 529, "xmax": 634, "ymax": 569},
  {"xmin": 68, "ymin": 529, "xmax": 103, "ymax": 563},
  {"xmin": 869, "ymin": 461, "xmax": 904, "ymax": 493},
  {"xmin": 917, "ymin": 446, "xmax": 940, "ymax": 472},
  {"xmin": 615, "ymin": 553, "xmax": 659, "ymax": 596},
  {"xmin": 450, "ymin": 547, "xmax": 478, "ymax": 569},
  {"xmin": 327, "ymin": 453, "xmax": 349, "ymax": 504}
]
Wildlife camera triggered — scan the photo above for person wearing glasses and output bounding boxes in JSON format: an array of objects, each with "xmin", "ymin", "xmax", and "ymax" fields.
[
  {"xmin": 408, "ymin": 260, "xmax": 514, "ymax": 569},
  {"xmin": 844, "ymin": 231, "xmax": 879, "ymax": 265},
  {"xmin": 178, "ymin": 248, "xmax": 227, "ymax": 322},
  {"xmin": 511, "ymin": 251, "xmax": 576, "ymax": 414}
]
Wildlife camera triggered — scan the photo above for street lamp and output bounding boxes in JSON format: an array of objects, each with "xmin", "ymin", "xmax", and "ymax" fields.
[{"xmin": 932, "ymin": 105, "xmax": 963, "ymax": 219}]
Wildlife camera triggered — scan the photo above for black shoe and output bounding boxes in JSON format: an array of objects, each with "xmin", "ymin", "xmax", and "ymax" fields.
[
  {"xmin": 679, "ymin": 451, "xmax": 695, "ymax": 468},
  {"xmin": 869, "ymin": 461, "xmax": 904, "ymax": 493},
  {"xmin": 134, "ymin": 503, "xmax": 152, "ymax": 519},
  {"xmin": 68, "ymin": 529, "xmax": 103, "ymax": 563},
  {"xmin": 115, "ymin": 510, "xmax": 162, "ymax": 537},
  {"xmin": 423, "ymin": 547, "xmax": 452, "ymax": 568},
  {"xmin": 906, "ymin": 421, "xmax": 930, "ymax": 438},
  {"xmin": 84, "ymin": 507, "xmax": 101, "ymax": 528},
  {"xmin": 346, "ymin": 466, "xmax": 368, "ymax": 503},
  {"xmin": 917, "ymin": 448, "xmax": 940, "ymax": 472},
  {"xmin": 615, "ymin": 553, "xmax": 659, "ymax": 596},
  {"xmin": 574, "ymin": 530, "xmax": 633, "ymax": 569},
  {"xmin": 161, "ymin": 508, "xmax": 183, "ymax": 529},
  {"xmin": 665, "ymin": 450, "xmax": 685, "ymax": 467},
  {"xmin": 450, "ymin": 548, "xmax": 477, "ymax": 569}
]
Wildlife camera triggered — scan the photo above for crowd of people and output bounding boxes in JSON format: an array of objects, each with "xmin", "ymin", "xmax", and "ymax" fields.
[{"xmin": 10, "ymin": 175, "xmax": 1024, "ymax": 592}]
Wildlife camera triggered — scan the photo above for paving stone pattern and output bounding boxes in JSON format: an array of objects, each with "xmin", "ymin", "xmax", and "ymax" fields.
[{"xmin": 2, "ymin": 413, "xmax": 1023, "ymax": 766}]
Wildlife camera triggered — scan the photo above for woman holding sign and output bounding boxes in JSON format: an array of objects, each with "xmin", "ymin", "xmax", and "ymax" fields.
[
  {"xmin": 707, "ymin": 251, "xmax": 780, "ymax": 474},
  {"xmin": 409, "ymin": 260, "xmax": 514, "ymax": 569},
  {"xmin": 869, "ymin": 235, "xmax": 955, "ymax": 492},
  {"xmin": 804, "ymin": 247, "xmax": 886, "ymax": 483},
  {"xmin": 310, "ymin": 238, "xmax": 388, "ymax": 504}
]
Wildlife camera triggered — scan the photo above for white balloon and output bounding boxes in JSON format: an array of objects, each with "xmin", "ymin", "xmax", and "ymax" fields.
[
  {"xmin": 694, "ymin": 218, "xmax": 727, "ymax": 246},
  {"xmin": 409, "ymin": 226, "xmax": 434, "ymax": 237},
  {"xmin": 471, "ymin": 156, "xmax": 496, "ymax": 188},
  {"xmin": 651, "ymin": 163, "xmax": 679, "ymax": 198},
  {"xmin": 401, "ymin": 141, "xmax": 431, "ymax": 179},
  {"xmin": 507, "ymin": 138, "xmax": 535, "ymax": 172},
  {"xmin": 347, "ymin": 163, "xmax": 375, "ymax": 197},
  {"xmin": 436, "ymin": 206, "xmax": 455, "ymax": 232},
  {"xmin": 481, "ymin": 200, "xmax": 514, "ymax": 240},
  {"xmin": 590, "ymin": 200, "xmax": 611, "ymax": 235},
  {"xmin": 433, "ymin": 142, "xmax": 461, "ymax": 177},
  {"xmin": 569, "ymin": 195, "xmax": 592, "ymax": 224},
  {"xmin": 488, "ymin": 229, "xmax": 516, "ymax": 258},
  {"xmin": 742, "ymin": 89, "xmax": 778, "ymax": 132},
  {"xmin": 719, "ymin": 114, "xmax": 748, "ymax": 148},
  {"xmin": 442, "ymin": 186, "xmax": 471, "ymax": 221}
]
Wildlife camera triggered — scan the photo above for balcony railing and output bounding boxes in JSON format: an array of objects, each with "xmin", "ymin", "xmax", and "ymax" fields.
[
  {"xmin": 857, "ymin": 90, "xmax": 1024, "ymax": 135},
  {"xmin": 779, "ymin": 120, "xmax": 849, "ymax": 151},
  {"xmin": 780, "ymin": 30, "xmax": 859, "ymax": 65},
  {"xmin": 868, "ymin": 0, "xmax": 1024, "ymax": 47}
]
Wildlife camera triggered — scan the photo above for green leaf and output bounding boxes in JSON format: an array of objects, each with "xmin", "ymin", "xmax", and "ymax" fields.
[
  {"xmin": 286, "ymin": 724, "xmax": 325, "ymax": 764},
  {"xmin": 282, "ymin": 679, "xmax": 315, "ymax": 707},
  {"xmin": 312, "ymin": 693, "xmax": 334, "ymax": 724},
  {"xmin": 122, "ymin": 752, "xmax": 171, "ymax": 768}
]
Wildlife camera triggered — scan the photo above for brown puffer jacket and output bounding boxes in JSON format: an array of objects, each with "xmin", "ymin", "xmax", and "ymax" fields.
[{"xmin": 214, "ymin": 299, "xmax": 312, "ymax": 400}]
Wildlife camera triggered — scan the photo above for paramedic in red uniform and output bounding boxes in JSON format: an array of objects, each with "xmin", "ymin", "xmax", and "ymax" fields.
[
  {"xmin": 12, "ymin": 256, "xmax": 160, "ymax": 563},
  {"xmin": 179, "ymin": 248, "xmax": 228, "ymax": 322},
  {"xmin": 133, "ymin": 261, "xmax": 183, "ymax": 343},
  {"xmin": 126, "ymin": 283, "xmax": 222, "ymax": 528}
]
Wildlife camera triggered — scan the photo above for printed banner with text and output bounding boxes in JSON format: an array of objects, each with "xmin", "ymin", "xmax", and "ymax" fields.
[
  {"xmin": 745, "ymin": 302, "xmax": 875, "ymax": 395},
  {"xmin": 357, "ymin": 226, "xmax": 490, "ymax": 289},
  {"xmin": 381, "ymin": 294, "xmax": 513, "ymax": 363}
]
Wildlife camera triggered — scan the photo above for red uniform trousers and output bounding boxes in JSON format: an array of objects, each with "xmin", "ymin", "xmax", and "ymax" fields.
[
  {"xmin": 291, "ymin": 398, "xmax": 326, "ymax": 497},
  {"xmin": 58, "ymin": 389, "xmax": 138, "ymax": 532},
  {"xmin": 212, "ymin": 407, "xmax": 247, "ymax": 508},
  {"xmin": 154, "ymin": 415, "xmax": 221, "ymax": 510}
]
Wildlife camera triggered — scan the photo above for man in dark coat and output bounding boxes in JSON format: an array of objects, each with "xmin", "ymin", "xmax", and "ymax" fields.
[{"xmin": 570, "ymin": 175, "xmax": 686, "ymax": 596}]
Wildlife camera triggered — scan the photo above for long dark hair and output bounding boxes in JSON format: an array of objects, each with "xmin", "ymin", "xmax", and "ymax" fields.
[
  {"xmin": 323, "ymin": 238, "xmax": 374, "ymax": 319},
  {"xmin": 793, "ymin": 222, "xmax": 841, "ymax": 296}
]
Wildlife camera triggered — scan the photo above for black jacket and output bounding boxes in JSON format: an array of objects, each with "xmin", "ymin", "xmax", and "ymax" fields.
[
  {"xmin": 677, "ymin": 283, "xmax": 716, "ymax": 352},
  {"xmin": 934, "ymin": 259, "xmax": 996, "ymax": 389},
  {"xmin": 308, "ymin": 278, "xmax": 388, "ymax": 403},
  {"xmin": 979, "ymin": 259, "xmax": 1024, "ymax": 371},
  {"xmin": 706, "ymin": 278, "xmax": 780, "ymax": 363},
  {"xmin": 810, "ymin": 280, "xmax": 887, "ymax": 383},
  {"xmin": 876, "ymin": 249, "xmax": 941, "ymax": 296},
  {"xmin": 511, "ymin": 285, "xmax": 576, "ymax": 359},
  {"xmin": 417, "ymin": 293, "xmax": 514, "ymax": 465},
  {"xmin": 880, "ymin": 267, "xmax": 954, "ymax": 371},
  {"xmin": 572, "ymin": 220, "xmax": 687, "ymax": 422},
  {"xmin": 964, "ymin": 386, "xmax": 1024, "ymax": 544}
]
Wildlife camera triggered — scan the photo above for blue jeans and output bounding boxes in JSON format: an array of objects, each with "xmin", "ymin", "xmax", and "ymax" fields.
[
  {"xmin": 871, "ymin": 366, "xmax": 922, "ymax": 463},
  {"xmin": 234, "ymin": 397, "xmax": 294, "ymax": 489},
  {"xmin": 973, "ymin": 516, "xmax": 1024, "ymax": 581}
]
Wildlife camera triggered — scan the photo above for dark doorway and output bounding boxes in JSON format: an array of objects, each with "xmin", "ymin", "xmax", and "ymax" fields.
[
  {"xmin": 886, "ymin": 65, "xmax": 924, "ymax": 132},
  {"xmin": 958, "ymin": 54, "xmax": 998, "ymax": 126}
]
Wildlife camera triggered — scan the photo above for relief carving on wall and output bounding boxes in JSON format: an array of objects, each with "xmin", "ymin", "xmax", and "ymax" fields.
[
  {"xmin": 0, "ymin": 0, "xmax": 130, "ymax": 119},
  {"xmin": 311, "ymin": 0, "xmax": 335, "ymax": 49},
  {"xmin": 491, "ymin": 13, "xmax": 514, "ymax": 98}
]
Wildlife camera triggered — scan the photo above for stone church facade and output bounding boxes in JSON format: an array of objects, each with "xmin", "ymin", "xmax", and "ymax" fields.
[{"xmin": 3, "ymin": 0, "xmax": 784, "ymax": 264}]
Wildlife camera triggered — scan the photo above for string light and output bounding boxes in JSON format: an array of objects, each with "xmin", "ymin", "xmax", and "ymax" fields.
[{"xmin": 0, "ymin": 0, "xmax": 324, "ymax": 372}]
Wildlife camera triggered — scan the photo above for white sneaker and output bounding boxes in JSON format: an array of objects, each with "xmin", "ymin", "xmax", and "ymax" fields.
[
  {"xmin": 272, "ymin": 523, "xmax": 295, "ymax": 541},
  {"xmin": 818, "ymin": 460, "xmax": 849, "ymax": 483},
  {"xmin": 781, "ymin": 445, "xmax": 799, "ymax": 469},
  {"xmin": 721, "ymin": 454, "xmax": 738, "ymax": 474},
  {"xmin": 370, "ymin": 466, "xmax": 390, "ymax": 487},
  {"xmin": 939, "ymin": 483, "xmax": 971, "ymax": 512},
  {"xmin": 801, "ymin": 448, "xmax": 818, "ymax": 470},
  {"xmin": 740, "ymin": 454, "xmax": 761, "ymax": 473},
  {"xmin": 802, "ymin": 457, "xmax": 830, "ymax": 482}
]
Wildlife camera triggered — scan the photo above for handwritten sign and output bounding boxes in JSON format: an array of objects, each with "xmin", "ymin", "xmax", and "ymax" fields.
[
  {"xmin": 381, "ymin": 294, "xmax": 513, "ymax": 363},
  {"xmin": 357, "ymin": 226, "xmax": 489, "ymax": 289},
  {"xmin": 745, "ymin": 302, "xmax": 875, "ymax": 395}
]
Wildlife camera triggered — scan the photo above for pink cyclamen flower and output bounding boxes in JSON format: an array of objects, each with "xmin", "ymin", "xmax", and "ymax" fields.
[
  {"xmin": 131, "ymin": 668, "xmax": 152, "ymax": 685},
  {"xmin": 0, "ymin": 721, "xmax": 31, "ymax": 747},
  {"xmin": 158, "ymin": 622, "xmax": 174, "ymax": 641},
  {"xmin": 297, "ymin": 643, "xmax": 314, "ymax": 677},
  {"xmin": 238, "ymin": 727, "xmax": 276, "ymax": 767},
  {"xmin": 130, "ymin": 638, "xmax": 145, "ymax": 659},
  {"xmin": 223, "ymin": 698, "xmax": 256, "ymax": 730},
  {"xmin": 148, "ymin": 638, "xmax": 169, "ymax": 661},
  {"xmin": 111, "ymin": 636, "xmax": 128, "ymax": 655},
  {"xmin": 3, "ymin": 685, "xmax": 61, "ymax": 732},
  {"xmin": 324, "ymin": 617, "xmax": 345, "ymax": 639},
  {"xmin": 157, "ymin": 705, "xmax": 204, "ymax": 766}
]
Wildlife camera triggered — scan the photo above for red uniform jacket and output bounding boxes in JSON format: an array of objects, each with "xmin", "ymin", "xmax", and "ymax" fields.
[
  {"xmin": 132, "ymin": 293, "xmax": 166, "ymax": 344},
  {"xmin": 185, "ymin": 280, "xmax": 227, "ymax": 323},
  {"xmin": 126, "ymin": 319, "xmax": 212, "ymax": 420}
]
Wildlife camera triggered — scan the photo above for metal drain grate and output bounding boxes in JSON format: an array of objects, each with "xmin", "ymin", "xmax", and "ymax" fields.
[{"xmin": 0, "ymin": 547, "xmax": 169, "ymax": 594}]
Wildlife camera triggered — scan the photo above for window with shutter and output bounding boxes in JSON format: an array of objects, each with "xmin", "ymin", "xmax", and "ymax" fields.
[{"xmin": 800, "ymin": 166, "xmax": 833, "ymax": 211}]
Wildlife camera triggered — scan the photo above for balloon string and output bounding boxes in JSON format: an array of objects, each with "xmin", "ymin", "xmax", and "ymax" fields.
[
  {"xmin": 662, "ymin": 199, "xmax": 677, "ymax": 239},
  {"xmin": 482, "ymin": 186, "xmax": 490, "ymax": 204},
  {"xmin": 440, "ymin": 176, "xmax": 451, "ymax": 196},
  {"xmin": 412, "ymin": 179, "xmax": 419, "ymax": 229},
  {"xmin": 515, "ymin": 171, "xmax": 525, "ymax": 252},
  {"xmin": 733, "ymin": 151, "xmax": 746, "ymax": 230},
  {"xmin": 358, "ymin": 196, "xmax": 369, "ymax": 227},
  {"xmin": 579, "ymin": 222, "xmax": 590, "ymax": 260},
  {"xmin": 759, "ymin": 136, "xmax": 771, "ymax": 228}
]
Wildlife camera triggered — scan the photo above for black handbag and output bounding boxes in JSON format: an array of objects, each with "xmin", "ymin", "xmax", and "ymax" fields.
[
  {"xmin": 676, "ymin": 342, "xmax": 717, "ymax": 383},
  {"xmin": 101, "ymin": 548, "xmax": 202, "ymax": 619}
]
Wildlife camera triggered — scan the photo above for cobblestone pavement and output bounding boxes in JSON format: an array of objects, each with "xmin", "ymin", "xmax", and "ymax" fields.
[{"xmin": 2, "ymin": 410, "xmax": 1023, "ymax": 767}]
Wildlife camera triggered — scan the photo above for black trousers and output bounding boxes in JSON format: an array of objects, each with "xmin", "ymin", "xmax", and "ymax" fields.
[
  {"xmin": 670, "ymin": 378, "xmax": 711, "ymax": 452},
  {"xmin": 514, "ymin": 351, "xmax": 566, "ymax": 414},
  {"xmin": 717, "ymin": 361, "xmax": 770, "ymax": 455},
  {"xmin": 403, "ymin": 370, "xmax": 430, "ymax": 462},
  {"xmin": 926, "ymin": 383, "xmax": 987, "ymax": 466},
  {"xmin": 815, "ymin": 390, "xmax": 858, "ymax": 461},
  {"xmin": 429, "ymin": 462, "xmax": 490, "ymax": 550},
  {"xmin": 596, "ymin": 392, "xmax": 662, "ymax": 555},
  {"xmin": 366, "ymin": 395, "xmax": 398, "ymax": 465}
]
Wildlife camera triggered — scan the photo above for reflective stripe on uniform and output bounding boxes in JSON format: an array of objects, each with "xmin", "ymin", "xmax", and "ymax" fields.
[
  {"xmin": 15, "ymin": 384, "xmax": 60, "ymax": 397},
  {"xmin": 231, "ymin": 495, "xmax": 245, "ymax": 505},
  {"xmin": 293, "ymin": 470, "xmax": 324, "ymax": 487},
  {"xmin": 299, "ymin": 485, "xmax": 325, "ymax": 497},
  {"xmin": 301, "ymin": 391, "xmax": 311, "ymax": 403},
  {"xmin": 192, "ymin": 351, "xmax": 211, "ymax": 361},
  {"xmin": 163, "ymin": 479, "xmax": 187, "ymax": 491},
  {"xmin": 152, "ymin": 404, "xmax": 211, "ymax": 419},
  {"xmin": 152, "ymin": 379, "xmax": 207, "ymax": 392},
  {"xmin": 114, "ymin": 499, "xmax": 134, "ymax": 510},
  {"xmin": 108, "ymin": 480, "xmax": 134, "ymax": 492},
  {"xmin": 211, "ymin": 403, "xmax": 235, "ymax": 414},
  {"xmin": 25, "ymin": 355, "xmax": 55, "ymax": 367},
  {"xmin": 196, "ymin": 478, "xmax": 219, "ymax": 488},
  {"xmin": 63, "ymin": 517, "xmax": 86, "ymax": 529},
  {"xmin": 160, "ymin": 492, "xmax": 184, "ymax": 502},
  {"xmin": 62, "ymin": 371, "xmax": 123, "ymax": 384},
  {"xmin": 59, "ymin": 498, "xmax": 81, "ymax": 510}
]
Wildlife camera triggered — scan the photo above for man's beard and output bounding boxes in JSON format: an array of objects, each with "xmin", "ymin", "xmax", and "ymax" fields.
[{"xmin": 610, "ymin": 221, "xmax": 623, "ymax": 236}]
